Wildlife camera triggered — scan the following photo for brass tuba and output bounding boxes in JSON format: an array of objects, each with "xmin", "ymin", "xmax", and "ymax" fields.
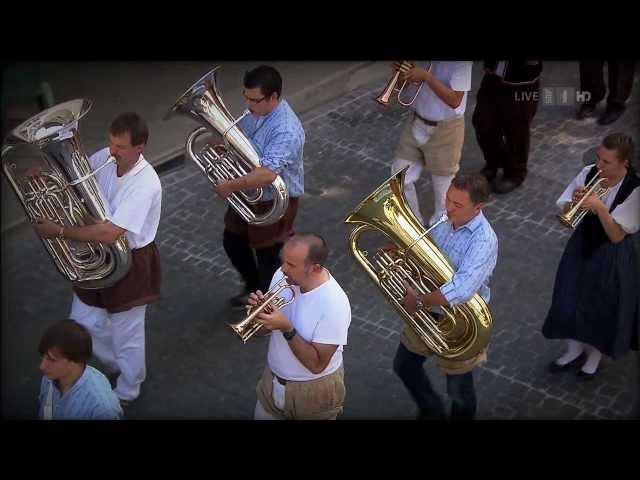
[
  {"xmin": 344, "ymin": 167, "xmax": 493, "ymax": 361},
  {"xmin": 228, "ymin": 276, "xmax": 296, "ymax": 343},
  {"xmin": 557, "ymin": 170, "xmax": 610, "ymax": 229},
  {"xmin": 375, "ymin": 61, "xmax": 429, "ymax": 107},
  {"xmin": 1, "ymin": 99, "xmax": 131, "ymax": 289},
  {"xmin": 165, "ymin": 66, "xmax": 289, "ymax": 226}
]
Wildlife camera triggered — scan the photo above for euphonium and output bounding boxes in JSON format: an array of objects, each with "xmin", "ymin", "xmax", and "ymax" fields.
[
  {"xmin": 344, "ymin": 167, "xmax": 493, "ymax": 361},
  {"xmin": 165, "ymin": 66, "xmax": 289, "ymax": 226},
  {"xmin": 228, "ymin": 276, "xmax": 296, "ymax": 343},
  {"xmin": 375, "ymin": 61, "xmax": 428, "ymax": 107},
  {"xmin": 1, "ymin": 99, "xmax": 131, "ymax": 289},
  {"xmin": 557, "ymin": 170, "xmax": 610, "ymax": 229}
]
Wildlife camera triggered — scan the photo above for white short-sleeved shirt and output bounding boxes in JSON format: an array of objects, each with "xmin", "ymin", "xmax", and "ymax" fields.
[
  {"xmin": 411, "ymin": 61, "xmax": 473, "ymax": 121},
  {"xmin": 88, "ymin": 147, "xmax": 162, "ymax": 249},
  {"xmin": 267, "ymin": 268, "xmax": 351, "ymax": 382},
  {"xmin": 557, "ymin": 164, "xmax": 640, "ymax": 234}
]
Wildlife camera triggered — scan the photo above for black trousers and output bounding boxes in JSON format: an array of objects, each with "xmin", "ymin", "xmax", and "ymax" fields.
[
  {"xmin": 393, "ymin": 342, "xmax": 477, "ymax": 420},
  {"xmin": 223, "ymin": 230, "xmax": 283, "ymax": 294},
  {"xmin": 472, "ymin": 74, "xmax": 539, "ymax": 182},
  {"xmin": 579, "ymin": 60, "xmax": 636, "ymax": 109}
]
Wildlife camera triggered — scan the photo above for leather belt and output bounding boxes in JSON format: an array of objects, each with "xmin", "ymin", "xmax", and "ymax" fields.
[{"xmin": 413, "ymin": 112, "xmax": 439, "ymax": 127}]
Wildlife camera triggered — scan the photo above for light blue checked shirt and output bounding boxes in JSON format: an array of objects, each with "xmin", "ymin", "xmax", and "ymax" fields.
[
  {"xmin": 38, "ymin": 365, "xmax": 123, "ymax": 420},
  {"xmin": 238, "ymin": 99, "xmax": 305, "ymax": 201},
  {"xmin": 429, "ymin": 211, "xmax": 498, "ymax": 305}
]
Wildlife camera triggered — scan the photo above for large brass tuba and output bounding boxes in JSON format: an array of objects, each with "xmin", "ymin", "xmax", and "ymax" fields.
[
  {"xmin": 1, "ymin": 99, "xmax": 131, "ymax": 289},
  {"xmin": 165, "ymin": 66, "xmax": 289, "ymax": 226},
  {"xmin": 557, "ymin": 170, "xmax": 610, "ymax": 229},
  {"xmin": 344, "ymin": 168, "xmax": 493, "ymax": 361},
  {"xmin": 228, "ymin": 276, "xmax": 296, "ymax": 343}
]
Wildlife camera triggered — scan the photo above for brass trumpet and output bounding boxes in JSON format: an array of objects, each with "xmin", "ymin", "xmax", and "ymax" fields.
[
  {"xmin": 228, "ymin": 276, "xmax": 296, "ymax": 343},
  {"xmin": 558, "ymin": 170, "xmax": 610, "ymax": 229},
  {"xmin": 375, "ymin": 61, "xmax": 427, "ymax": 107}
]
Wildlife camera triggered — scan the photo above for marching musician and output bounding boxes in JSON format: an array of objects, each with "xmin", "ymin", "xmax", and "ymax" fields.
[
  {"xmin": 32, "ymin": 112, "xmax": 162, "ymax": 408},
  {"xmin": 216, "ymin": 65, "xmax": 305, "ymax": 310},
  {"xmin": 397, "ymin": 173, "xmax": 498, "ymax": 420},
  {"xmin": 543, "ymin": 133, "xmax": 640, "ymax": 380},
  {"xmin": 248, "ymin": 233, "xmax": 352, "ymax": 420},
  {"xmin": 389, "ymin": 61, "xmax": 473, "ymax": 226}
]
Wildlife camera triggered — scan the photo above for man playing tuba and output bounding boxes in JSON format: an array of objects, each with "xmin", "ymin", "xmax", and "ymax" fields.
[
  {"xmin": 216, "ymin": 65, "xmax": 305, "ymax": 310},
  {"xmin": 32, "ymin": 112, "xmax": 162, "ymax": 408},
  {"xmin": 395, "ymin": 173, "xmax": 498, "ymax": 420}
]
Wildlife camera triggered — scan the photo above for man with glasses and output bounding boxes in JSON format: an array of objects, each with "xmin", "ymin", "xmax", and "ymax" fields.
[
  {"xmin": 247, "ymin": 233, "xmax": 352, "ymax": 420},
  {"xmin": 215, "ymin": 65, "xmax": 305, "ymax": 310}
]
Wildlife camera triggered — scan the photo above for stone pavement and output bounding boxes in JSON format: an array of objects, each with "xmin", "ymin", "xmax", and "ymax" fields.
[{"xmin": 2, "ymin": 62, "xmax": 639, "ymax": 420}]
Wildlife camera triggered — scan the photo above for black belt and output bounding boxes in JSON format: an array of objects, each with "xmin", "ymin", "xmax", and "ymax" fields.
[{"xmin": 413, "ymin": 112, "xmax": 439, "ymax": 127}]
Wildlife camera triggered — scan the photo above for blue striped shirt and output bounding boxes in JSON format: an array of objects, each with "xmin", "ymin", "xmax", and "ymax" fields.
[
  {"xmin": 429, "ymin": 211, "xmax": 498, "ymax": 305},
  {"xmin": 238, "ymin": 100, "xmax": 305, "ymax": 201},
  {"xmin": 38, "ymin": 366, "xmax": 123, "ymax": 420}
]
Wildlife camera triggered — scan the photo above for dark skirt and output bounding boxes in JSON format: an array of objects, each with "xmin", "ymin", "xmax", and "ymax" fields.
[
  {"xmin": 224, "ymin": 197, "xmax": 299, "ymax": 249},
  {"xmin": 73, "ymin": 242, "xmax": 162, "ymax": 314},
  {"xmin": 542, "ymin": 228, "xmax": 640, "ymax": 358}
]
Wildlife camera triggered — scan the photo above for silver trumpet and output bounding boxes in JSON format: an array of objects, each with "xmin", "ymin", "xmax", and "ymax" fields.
[
  {"xmin": 165, "ymin": 66, "xmax": 289, "ymax": 226},
  {"xmin": 228, "ymin": 276, "xmax": 296, "ymax": 343}
]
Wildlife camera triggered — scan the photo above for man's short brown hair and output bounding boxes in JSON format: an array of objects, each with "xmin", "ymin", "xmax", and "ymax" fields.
[
  {"xmin": 38, "ymin": 319, "xmax": 92, "ymax": 364},
  {"xmin": 109, "ymin": 112, "xmax": 149, "ymax": 146},
  {"xmin": 450, "ymin": 172, "xmax": 491, "ymax": 205}
]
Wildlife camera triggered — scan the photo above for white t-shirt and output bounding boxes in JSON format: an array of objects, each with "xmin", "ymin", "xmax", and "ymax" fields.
[
  {"xmin": 88, "ymin": 147, "xmax": 162, "ymax": 249},
  {"xmin": 556, "ymin": 164, "xmax": 640, "ymax": 234},
  {"xmin": 411, "ymin": 61, "xmax": 473, "ymax": 121},
  {"xmin": 267, "ymin": 267, "xmax": 351, "ymax": 382}
]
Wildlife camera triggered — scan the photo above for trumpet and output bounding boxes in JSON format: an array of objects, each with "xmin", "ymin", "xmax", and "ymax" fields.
[
  {"xmin": 558, "ymin": 170, "xmax": 610, "ymax": 229},
  {"xmin": 375, "ymin": 61, "xmax": 428, "ymax": 107},
  {"xmin": 228, "ymin": 276, "xmax": 296, "ymax": 343}
]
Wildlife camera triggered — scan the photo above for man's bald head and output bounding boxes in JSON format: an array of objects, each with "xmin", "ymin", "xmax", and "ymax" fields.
[{"xmin": 285, "ymin": 233, "xmax": 329, "ymax": 267}]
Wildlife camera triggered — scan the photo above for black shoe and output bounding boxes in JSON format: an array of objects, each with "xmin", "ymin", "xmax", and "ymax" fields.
[
  {"xmin": 492, "ymin": 177, "xmax": 523, "ymax": 195},
  {"xmin": 576, "ymin": 101, "xmax": 598, "ymax": 120},
  {"xmin": 548, "ymin": 352, "xmax": 587, "ymax": 373},
  {"xmin": 479, "ymin": 166, "xmax": 498, "ymax": 182},
  {"xmin": 230, "ymin": 291, "xmax": 251, "ymax": 310},
  {"xmin": 597, "ymin": 105, "xmax": 625, "ymax": 125},
  {"xmin": 576, "ymin": 369, "xmax": 597, "ymax": 381}
]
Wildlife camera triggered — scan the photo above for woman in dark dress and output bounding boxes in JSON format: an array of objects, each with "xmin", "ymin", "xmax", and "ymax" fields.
[{"xmin": 543, "ymin": 133, "xmax": 639, "ymax": 380}]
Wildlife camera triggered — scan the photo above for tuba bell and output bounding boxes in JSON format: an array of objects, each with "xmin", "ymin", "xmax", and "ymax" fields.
[
  {"xmin": 228, "ymin": 276, "xmax": 296, "ymax": 343},
  {"xmin": 557, "ymin": 169, "xmax": 610, "ymax": 229},
  {"xmin": 165, "ymin": 66, "xmax": 289, "ymax": 226},
  {"xmin": 1, "ymin": 99, "xmax": 131, "ymax": 289},
  {"xmin": 344, "ymin": 167, "xmax": 493, "ymax": 361}
]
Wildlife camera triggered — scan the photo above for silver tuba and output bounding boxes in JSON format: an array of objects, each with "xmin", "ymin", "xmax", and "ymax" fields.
[
  {"xmin": 1, "ymin": 99, "xmax": 131, "ymax": 289},
  {"xmin": 165, "ymin": 66, "xmax": 289, "ymax": 226}
]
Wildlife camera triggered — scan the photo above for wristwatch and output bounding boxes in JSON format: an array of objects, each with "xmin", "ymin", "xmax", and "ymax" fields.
[
  {"xmin": 283, "ymin": 328, "xmax": 297, "ymax": 341},
  {"xmin": 415, "ymin": 298, "xmax": 424, "ymax": 311}
]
